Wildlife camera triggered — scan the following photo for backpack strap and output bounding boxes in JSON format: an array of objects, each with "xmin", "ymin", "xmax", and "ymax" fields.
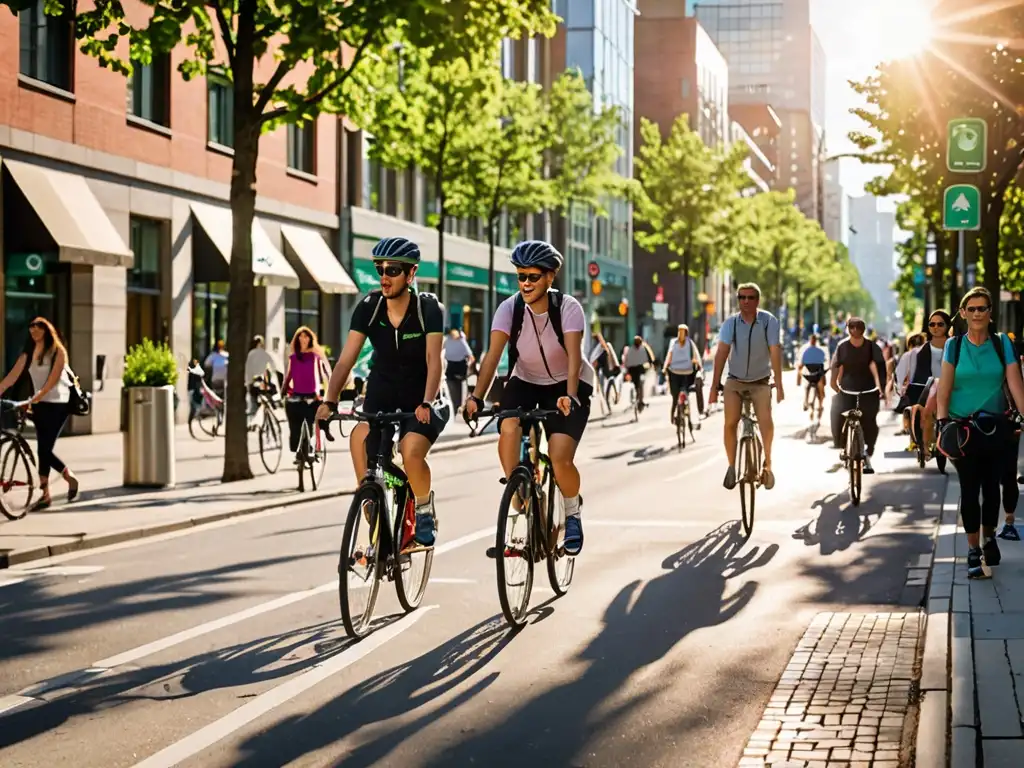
[
  {"xmin": 508, "ymin": 294, "xmax": 526, "ymax": 375},
  {"xmin": 548, "ymin": 290, "xmax": 565, "ymax": 351},
  {"xmin": 951, "ymin": 333, "xmax": 1007, "ymax": 369},
  {"xmin": 366, "ymin": 292, "xmax": 385, "ymax": 327}
]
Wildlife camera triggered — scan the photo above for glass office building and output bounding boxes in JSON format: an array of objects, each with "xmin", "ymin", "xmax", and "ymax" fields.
[{"xmin": 556, "ymin": 0, "xmax": 637, "ymax": 343}]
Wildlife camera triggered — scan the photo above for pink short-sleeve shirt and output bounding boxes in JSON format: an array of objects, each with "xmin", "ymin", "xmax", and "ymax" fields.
[{"xmin": 492, "ymin": 294, "xmax": 596, "ymax": 387}]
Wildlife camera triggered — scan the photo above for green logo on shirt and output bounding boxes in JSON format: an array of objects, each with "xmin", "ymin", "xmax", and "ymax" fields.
[{"xmin": 402, "ymin": 332, "xmax": 423, "ymax": 340}]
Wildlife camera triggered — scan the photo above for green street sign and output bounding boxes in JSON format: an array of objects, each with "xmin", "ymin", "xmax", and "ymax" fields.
[
  {"xmin": 947, "ymin": 118, "xmax": 987, "ymax": 173},
  {"xmin": 5, "ymin": 252, "xmax": 48, "ymax": 278},
  {"xmin": 943, "ymin": 184, "xmax": 981, "ymax": 231}
]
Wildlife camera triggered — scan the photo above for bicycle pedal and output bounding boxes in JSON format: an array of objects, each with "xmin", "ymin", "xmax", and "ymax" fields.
[{"xmin": 400, "ymin": 543, "xmax": 435, "ymax": 554}]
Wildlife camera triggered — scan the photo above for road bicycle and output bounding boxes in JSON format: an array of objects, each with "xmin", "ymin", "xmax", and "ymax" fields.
[
  {"xmin": 802, "ymin": 370, "xmax": 827, "ymax": 443},
  {"xmin": 838, "ymin": 386, "xmax": 878, "ymax": 507},
  {"xmin": 290, "ymin": 396, "xmax": 327, "ymax": 492},
  {"xmin": 734, "ymin": 389, "xmax": 763, "ymax": 538},
  {"xmin": 469, "ymin": 407, "xmax": 574, "ymax": 628},
  {"xmin": 249, "ymin": 376, "xmax": 284, "ymax": 474},
  {"xmin": 320, "ymin": 410, "xmax": 435, "ymax": 639},
  {"xmin": 0, "ymin": 400, "xmax": 36, "ymax": 520},
  {"xmin": 671, "ymin": 378, "xmax": 698, "ymax": 449}
]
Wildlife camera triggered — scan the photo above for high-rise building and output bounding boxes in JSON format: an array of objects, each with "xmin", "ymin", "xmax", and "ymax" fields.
[
  {"xmin": 848, "ymin": 194, "xmax": 898, "ymax": 332},
  {"xmin": 823, "ymin": 158, "xmax": 850, "ymax": 247},
  {"xmin": 552, "ymin": 0, "xmax": 637, "ymax": 348},
  {"xmin": 688, "ymin": 0, "xmax": 826, "ymax": 221}
]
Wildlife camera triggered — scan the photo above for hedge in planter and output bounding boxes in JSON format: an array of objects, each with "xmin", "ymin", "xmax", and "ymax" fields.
[{"xmin": 124, "ymin": 340, "xmax": 178, "ymax": 388}]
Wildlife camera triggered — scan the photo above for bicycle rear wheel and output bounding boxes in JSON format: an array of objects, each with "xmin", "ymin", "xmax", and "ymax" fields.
[
  {"xmin": 259, "ymin": 410, "xmax": 283, "ymax": 474},
  {"xmin": 394, "ymin": 487, "xmax": 434, "ymax": 612},
  {"xmin": 545, "ymin": 470, "xmax": 574, "ymax": 596},
  {"xmin": 675, "ymin": 399, "xmax": 685, "ymax": 449},
  {"xmin": 495, "ymin": 468, "xmax": 535, "ymax": 627},
  {"xmin": 0, "ymin": 439, "xmax": 35, "ymax": 520},
  {"xmin": 339, "ymin": 485, "xmax": 384, "ymax": 638},
  {"xmin": 738, "ymin": 437, "xmax": 757, "ymax": 538}
]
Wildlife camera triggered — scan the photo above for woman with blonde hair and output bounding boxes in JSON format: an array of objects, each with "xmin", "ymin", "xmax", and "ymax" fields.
[
  {"xmin": 0, "ymin": 317, "xmax": 79, "ymax": 510},
  {"xmin": 282, "ymin": 326, "xmax": 331, "ymax": 457}
]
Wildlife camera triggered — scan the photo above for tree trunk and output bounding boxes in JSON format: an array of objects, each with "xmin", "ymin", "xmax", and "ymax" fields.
[
  {"xmin": 682, "ymin": 249, "xmax": 690, "ymax": 329},
  {"xmin": 930, "ymin": 226, "xmax": 945, "ymax": 312},
  {"xmin": 796, "ymin": 282, "xmax": 803, "ymax": 341},
  {"xmin": 947, "ymin": 231, "xmax": 960, "ymax": 317},
  {"xmin": 222, "ymin": 29, "xmax": 258, "ymax": 482},
  {"xmin": 983, "ymin": 189, "xmax": 1006, "ymax": 327}
]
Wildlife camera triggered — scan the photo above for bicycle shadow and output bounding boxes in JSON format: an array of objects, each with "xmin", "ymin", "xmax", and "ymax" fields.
[{"xmin": 791, "ymin": 492, "xmax": 883, "ymax": 555}]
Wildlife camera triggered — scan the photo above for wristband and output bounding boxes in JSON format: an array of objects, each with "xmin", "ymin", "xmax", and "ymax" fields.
[
  {"xmin": 324, "ymin": 401, "xmax": 339, "ymax": 413},
  {"xmin": 419, "ymin": 401, "xmax": 432, "ymax": 410},
  {"xmin": 468, "ymin": 395, "xmax": 484, "ymax": 408}
]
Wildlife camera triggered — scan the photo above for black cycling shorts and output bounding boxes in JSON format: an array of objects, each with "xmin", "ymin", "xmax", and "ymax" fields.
[
  {"xmin": 361, "ymin": 389, "xmax": 446, "ymax": 459},
  {"xmin": 499, "ymin": 377, "xmax": 593, "ymax": 443}
]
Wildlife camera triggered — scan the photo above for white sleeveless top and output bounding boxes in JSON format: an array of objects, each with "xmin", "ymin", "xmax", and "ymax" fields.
[{"xmin": 27, "ymin": 350, "xmax": 71, "ymax": 404}]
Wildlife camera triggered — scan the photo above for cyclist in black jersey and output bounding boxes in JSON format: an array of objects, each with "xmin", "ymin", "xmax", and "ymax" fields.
[{"xmin": 318, "ymin": 237, "xmax": 445, "ymax": 548}]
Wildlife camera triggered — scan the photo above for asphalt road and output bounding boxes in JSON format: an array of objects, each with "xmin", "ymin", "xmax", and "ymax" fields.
[{"xmin": 0, "ymin": 392, "xmax": 944, "ymax": 768}]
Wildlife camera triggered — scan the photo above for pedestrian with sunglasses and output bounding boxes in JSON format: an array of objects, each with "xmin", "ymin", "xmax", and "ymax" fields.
[
  {"xmin": 464, "ymin": 240, "xmax": 594, "ymax": 556},
  {"xmin": 830, "ymin": 317, "xmax": 887, "ymax": 474},
  {"xmin": 708, "ymin": 282, "xmax": 784, "ymax": 491},
  {"xmin": 936, "ymin": 287, "xmax": 1024, "ymax": 578},
  {"xmin": 317, "ymin": 237, "xmax": 446, "ymax": 548}
]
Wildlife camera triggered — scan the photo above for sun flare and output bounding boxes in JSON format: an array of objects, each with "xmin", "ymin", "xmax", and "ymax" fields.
[{"xmin": 849, "ymin": 0, "xmax": 935, "ymax": 68}]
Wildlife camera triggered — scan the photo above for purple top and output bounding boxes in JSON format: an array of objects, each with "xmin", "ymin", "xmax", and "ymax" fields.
[
  {"xmin": 492, "ymin": 294, "xmax": 595, "ymax": 386},
  {"xmin": 285, "ymin": 352, "xmax": 327, "ymax": 395}
]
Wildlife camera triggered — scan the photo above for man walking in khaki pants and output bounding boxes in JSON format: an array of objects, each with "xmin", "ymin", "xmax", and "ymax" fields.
[{"xmin": 708, "ymin": 282, "xmax": 785, "ymax": 490}]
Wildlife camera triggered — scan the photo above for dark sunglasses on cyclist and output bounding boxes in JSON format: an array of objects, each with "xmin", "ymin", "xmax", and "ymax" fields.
[
  {"xmin": 928, "ymin": 321, "xmax": 947, "ymax": 328},
  {"xmin": 848, "ymin": 323, "xmax": 866, "ymax": 331},
  {"xmin": 375, "ymin": 264, "xmax": 407, "ymax": 278},
  {"xmin": 737, "ymin": 293, "xmax": 759, "ymax": 301},
  {"xmin": 517, "ymin": 272, "xmax": 546, "ymax": 283},
  {"xmin": 964, "ymin": 305, "xmax": 991, "ymax": 314}
]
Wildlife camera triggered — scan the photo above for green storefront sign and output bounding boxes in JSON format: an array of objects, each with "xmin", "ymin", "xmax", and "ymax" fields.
[
  {"xmin": 6, "ymin": 252, "xmax": 49, "ymax": 278},
  {"xmin": 352, "ymin": 258, "xmax": 515, "ymax": 292}
]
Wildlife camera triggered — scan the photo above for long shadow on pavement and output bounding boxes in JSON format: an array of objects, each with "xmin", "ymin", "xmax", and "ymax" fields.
[{"xmin": 224, "ymin": 522, "xmax": 778, "ymax": 767}]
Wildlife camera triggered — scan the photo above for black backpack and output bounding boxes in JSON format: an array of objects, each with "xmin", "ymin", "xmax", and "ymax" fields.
[
  {"xmin": 508, "ymin": 290, "xmax": 565, "ymax": 376},
  {"xmin": 364, "ymin": 289, "xmax": 441, "ymax": 333},
  {"xmin": 949, "ymin": 332, "xmax": 1007, "ymax": 368}
]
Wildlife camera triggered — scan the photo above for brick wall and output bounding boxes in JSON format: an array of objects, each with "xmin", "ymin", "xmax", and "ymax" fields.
[{"xmin": 0, "ymin": 4, "xmax": 336, "ymax": 215}]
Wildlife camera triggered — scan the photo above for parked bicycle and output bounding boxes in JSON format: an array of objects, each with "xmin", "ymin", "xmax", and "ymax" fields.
[
  {"xmin": 468, "ymin": 407, "xmax": 574, "ymax": 628},
  {"xmin": 320, "ymin": 409, "xmax": 435, "ymax": 639},
  {"xmin": 187, "ymin": 362, "xmax": 224, "ymax": 439},
  {"xmin": 734, "ymin": 389, "xmax": 765, "ymax": 538},
  {"xmin": 0, "ymin": 400, "xmax": 36, "ymax": 520},
  {"xmin": 248, "ymin": 375, "xmax": 284, "ymax": 474},
  {"xmin": 838, "ymin": 386, "xmax": 878, "ymax": 507}
]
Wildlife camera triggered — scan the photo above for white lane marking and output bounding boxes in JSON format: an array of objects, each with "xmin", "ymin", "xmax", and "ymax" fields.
[
  {"xmin": 11, "ymin": 565, "xmax": 106, "ymax": 576},
  {"xmin": 661, "ymin": 454, "xmax": 721, "ymax": 482},
  {"xmin": 131, "ymin": 607, "xmax": 436, "ymax": 768},
  {"xmin": 0, "ymin": 578, "xmax": 27, "ymax": 589},
  {"xmin": 586, "ymin": 518, "xmax": 822, "ymax": 533},
  {"xmin": 0, "ymin": 695, "xmax": 37, "ymax": 715},
  {"xmin": 0, "ymin": 527, "xmax": 493, "ymax": 719}
]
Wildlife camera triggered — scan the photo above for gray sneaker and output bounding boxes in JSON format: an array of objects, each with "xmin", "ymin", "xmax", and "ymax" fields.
[
  {"xmin": 723, "ymin": 466, "xmax": 737, "ymax": 490},
  {"xmin": 761, "ymin": 467, "xmax": 776, "ymax": 490}
]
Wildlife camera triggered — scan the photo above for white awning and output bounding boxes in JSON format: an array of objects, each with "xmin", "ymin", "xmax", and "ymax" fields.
[
  {"xmin": 280, "ymin": 224, "xmax": 358, "ymax": 294},
  {"xmin": 190, "ymin": 201, "xmax": 299, "ymax": 288},
  {"xmin": 2, "ymin": 158, "xmax": 133, "ymax": 268}
]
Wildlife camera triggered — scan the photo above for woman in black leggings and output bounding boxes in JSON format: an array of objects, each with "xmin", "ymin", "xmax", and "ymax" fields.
[
  {"xmin": 937, "ymin": 288, "xmax": 1024, "ymax": 578},
  {"xmin": 0, "ymin": 317, "xmax": 79, "ymax": 511}
]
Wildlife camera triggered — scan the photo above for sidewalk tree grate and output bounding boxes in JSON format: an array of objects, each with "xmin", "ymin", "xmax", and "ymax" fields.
[{"xmin": 738, "ymin": 611, "xmax": 922, "ymax": 768}]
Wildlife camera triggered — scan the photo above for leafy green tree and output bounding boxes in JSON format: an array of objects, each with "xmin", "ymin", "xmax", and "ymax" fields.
[
  {"xmin": 358, "ymin": 40, "xmax": 505, "ymax": 304},
  {"xmin": 447, "ymin": 78, "xmax": 551, "ymax": 321},
  {"xmin": 633, "ymin": 115, "xmax": 749, "ymax": 321},
  {"xmin": 7, "ymin": 0, "xmax": 557, "ymax": 480}
]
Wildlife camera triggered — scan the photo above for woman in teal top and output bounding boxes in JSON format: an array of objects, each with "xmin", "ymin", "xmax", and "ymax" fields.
[{"xmin": 937, "ymin": 287, "xmax": 1024, "ymax": 580}]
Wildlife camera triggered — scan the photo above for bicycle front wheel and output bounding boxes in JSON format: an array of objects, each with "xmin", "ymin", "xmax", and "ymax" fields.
[
  {"xmin": 848, "ymin": 425, "xmax": 864, "ymax": 506},
  {"xmin": 339, "ymin": 485, "xmax": 384, "ymax": 638},
  {"xmin": 674, "ymin": 400, "xmax": 684, "ymax": 449},
  {"xmin": 495, "ymin": 468, "xmax": 536, "ymax": 627},
  {"xmin": 259, "ymin": 411, "xmax": 283, "ymax": 475},
  {"xmin": 310, "ymin": 423, "xmax": 327, "ymax": 490},
  {"xmin": 739, "ymin": 437, "xmax": 757, "ymax": 538},
  {"xmin": 545, "ymin": 473, "xmax": 574, "ymax": 596},
  {"xmin": 394, "ymin": 489, "xmax": 434, "ymax": 612},
  {"xmin": 0, "ymin": 439, "xmax": 35, "ymax": 520}
]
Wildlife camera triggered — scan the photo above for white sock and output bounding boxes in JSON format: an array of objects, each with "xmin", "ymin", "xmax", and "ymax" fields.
[{"xmin": 564, "ymin": 495, "xmax": 580, "ymax": 518}]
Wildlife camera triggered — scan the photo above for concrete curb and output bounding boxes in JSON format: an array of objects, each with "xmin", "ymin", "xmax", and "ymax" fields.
[
  {"xmin": 915, "ymin": 473, "xmax": 958, "ymax": 767},
  {"xmin": 0, "ymin": 486, "xmax": 355, "ymax": 570}
]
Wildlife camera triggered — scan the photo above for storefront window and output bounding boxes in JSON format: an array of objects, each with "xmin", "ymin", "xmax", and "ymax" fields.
[
  {"xmin": 127, "ymin": 217, "xmax": 164, "ymax": 349},
  {"xmin": 3, "ymin": 253, "xmax": 69, "ymax": 376},
  {"xmin": 285, "ymin": 289, "xmax": 321, "ymax": 342},
  {"xmin": 192, "ymin": 282, "xmax": 229, "ymax": 361}
]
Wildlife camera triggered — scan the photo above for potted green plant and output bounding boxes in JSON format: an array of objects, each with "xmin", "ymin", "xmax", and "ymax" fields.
[{"xmin": 122, "ymin": 340, "xmax": 179, "ymax": 488}]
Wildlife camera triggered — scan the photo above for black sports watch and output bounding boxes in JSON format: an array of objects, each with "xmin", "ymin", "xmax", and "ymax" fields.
[
  {"xmin": 324, "ymin": 400, "xmax": 339, "ymax": 414},
  {"xmin": 468, "ymin": 394, "xmax": 485, "ymax": 409},
  {"xmin": 419, "ymin": 401, "xmax": 432, "ymax": 410}
]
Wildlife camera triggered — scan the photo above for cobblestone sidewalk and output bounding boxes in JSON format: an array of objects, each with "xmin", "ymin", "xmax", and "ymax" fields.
[{"xmin": 739, "ymin": 612, "xmax": 922, "ymax": 767}]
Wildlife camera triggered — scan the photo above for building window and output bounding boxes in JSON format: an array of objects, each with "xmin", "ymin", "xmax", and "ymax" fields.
[
  {"xmin": 128, "ymin": 53, "xmax": 170, "ymax": 126},
  {"xmin": 127, "ymin": 217, "xmax": 164, "ymax": 349},
  {"xmin": 207, "ymin": 70, "xmax": 234, "ymax": 148},
  {"xmin": 18, "ymin": 0, "xmax": 72, "ymax": 92},
  {"xmin": 285, "ymin": 290, "xmax": 320, "ymax": 341},
  {"xmin": 287, "ymin": 122, "xmax": 315, "ymax": 174}
]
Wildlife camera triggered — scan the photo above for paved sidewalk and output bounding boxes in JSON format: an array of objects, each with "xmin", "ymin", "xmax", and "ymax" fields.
[
  {"xmin": 0, "ymin": 413, "xmax": 497, "ymax": 568},
  {"xmin": 918, "ymin": 472, "xmax": 1024, "ymax": 767}
]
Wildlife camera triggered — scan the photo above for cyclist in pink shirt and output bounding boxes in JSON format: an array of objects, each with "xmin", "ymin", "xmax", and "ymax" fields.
[{"xmin": 283, "ymin": 326, "xmax": 331, "ymax": 456}]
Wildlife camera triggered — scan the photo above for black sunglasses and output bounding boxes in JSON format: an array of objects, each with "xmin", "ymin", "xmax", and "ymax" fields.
[
  {"xmin": 964, "ymin": 305, "xmax": 991, "ymax": 314},
  {"xmin": 737, "ymin": 293, "xmax": 759, "ymax": 301},
  {"xmin": 928, "ymin": 321, "xmax": 947, "ymax": 328},
  {"xmin": 848, "ymin": 324, "xmax": 866, "ymax": 331},
  {"xmin": 517, "ymin": 272, "xmax": 546, "ymax": 283},
  {"xmin": 375, "ymin": 264, "xmax": 408, "ymax": 278}
]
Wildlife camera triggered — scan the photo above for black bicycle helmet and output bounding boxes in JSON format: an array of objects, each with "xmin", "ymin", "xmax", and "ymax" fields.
[
  {"xmin": 510, "ymin": 240, "xmax": 563, "ymax": 272},
  {"xmin": 371, "ymin": 236, "xmax": 420, "ymax": 264}
]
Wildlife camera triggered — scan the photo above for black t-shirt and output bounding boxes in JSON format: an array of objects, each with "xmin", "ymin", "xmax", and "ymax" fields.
[
  {"xmin": 350, "ymin": 291, "xmax": 443, "ymax": 406},
  {"xmin": 835, "ymin": 339, "xmax": 879, "ymax": 392}
]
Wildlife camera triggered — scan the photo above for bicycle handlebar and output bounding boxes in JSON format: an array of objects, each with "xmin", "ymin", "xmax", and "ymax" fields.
[
  {"xmin": 0, "ymin": 399, "xmax": 31, "ymax": 411},
  {"xmin": 838, "ymin": 386, "xmax": 880, "ymax": 396},
  {"xmin": 464, "ymin": 407, "xmax": 561, "ymax": 428},
  {"xmin": 317, "ymin": 409, "xmax": 419, "ymax": 442}
]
